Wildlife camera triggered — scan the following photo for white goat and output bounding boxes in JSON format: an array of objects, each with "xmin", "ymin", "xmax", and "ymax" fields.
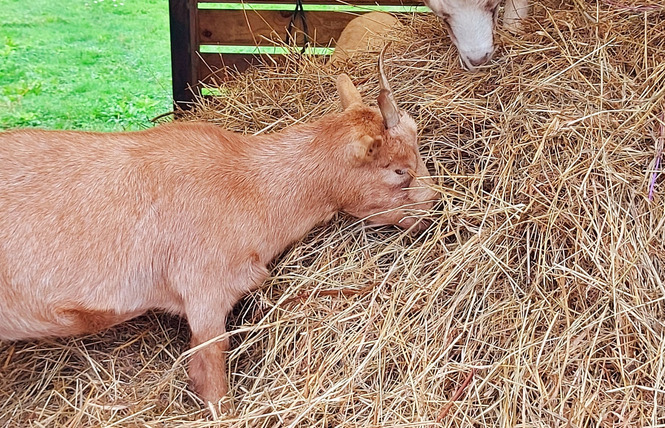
[{"xmin": 423, "ymin": 0, "xmax": 529, "ymax": 70}]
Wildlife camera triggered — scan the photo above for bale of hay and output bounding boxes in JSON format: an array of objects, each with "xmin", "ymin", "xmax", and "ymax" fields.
[{"xmin": 2, "ymin": 0, "xmax": 664, "ymax": 426}]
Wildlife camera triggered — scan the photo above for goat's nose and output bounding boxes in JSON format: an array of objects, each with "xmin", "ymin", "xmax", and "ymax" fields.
[{"xmin": 468, "ymin": 52, "xmax": 492, "ymax": 68}]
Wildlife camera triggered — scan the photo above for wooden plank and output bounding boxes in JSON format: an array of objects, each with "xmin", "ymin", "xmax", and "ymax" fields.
[
  {"xmin": 197, "ymin": 50, "xmax": 335, "ymax": 82},
  {"xmin": 197, "ymin": 53, "xmax": 264, "ymax": 81},
  {"xmin": 198, "ymin": 0, "xmax": 423, "ymax": 5},
  {"xmin": 200, "ymin": 46, "xmax": 334, "ymax": 54},
  {"xmin": 198, "ymin": 3, "xmax": 428, "ymax": 11},
  {"xmin": 198, "ymin": 9, "xmax": 363, "ymax": 46}
]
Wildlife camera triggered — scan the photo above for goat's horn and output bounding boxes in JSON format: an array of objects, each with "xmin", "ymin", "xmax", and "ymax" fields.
[{"xmin": 377, "ymin": 43, "xmax": 400, "ymax": 129}]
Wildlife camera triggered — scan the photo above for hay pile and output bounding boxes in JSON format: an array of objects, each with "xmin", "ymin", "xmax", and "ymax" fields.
[{"xmin": 2, "ymin": 0, "xmax": 665, "ymax": 426}]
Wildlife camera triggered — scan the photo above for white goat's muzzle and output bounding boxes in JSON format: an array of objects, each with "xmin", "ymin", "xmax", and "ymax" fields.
[{"xmin": 448, "ymin": 9, "xmax": 495, "ymax": 71}]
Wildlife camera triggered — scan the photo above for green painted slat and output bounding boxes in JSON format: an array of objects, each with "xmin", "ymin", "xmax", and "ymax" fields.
[
  {"xmin": 201, "ymin": 88, "xmax": 227, "ymax": 96},
  {"xmin": 200, "ymin": 45, "xmax": 335, "ymax": 55},
  {"xmin": 198, "ymin": 3, "xmax": 430, "ymax": 13}
]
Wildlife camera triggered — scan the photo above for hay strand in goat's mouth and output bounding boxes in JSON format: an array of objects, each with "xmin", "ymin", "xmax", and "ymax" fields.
[{"xmin": 2, "ymin": 0, "xmax": 665, "ymax": 426}]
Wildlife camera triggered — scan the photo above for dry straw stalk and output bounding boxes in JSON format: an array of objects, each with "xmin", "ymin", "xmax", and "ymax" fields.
[{"xmin": 2, "ymin": 0, "xmax": 665, "ymax": 426}]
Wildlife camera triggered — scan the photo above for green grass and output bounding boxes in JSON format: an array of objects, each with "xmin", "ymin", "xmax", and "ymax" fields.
[{"xmin": 0, "ymin": 0, "xmax": 172, "ymax": 131}]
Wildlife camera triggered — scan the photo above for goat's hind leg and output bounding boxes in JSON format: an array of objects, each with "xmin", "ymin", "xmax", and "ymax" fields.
[{"xmin": 53, "ymin": 306, "xmax": 134, "ymax": 336}]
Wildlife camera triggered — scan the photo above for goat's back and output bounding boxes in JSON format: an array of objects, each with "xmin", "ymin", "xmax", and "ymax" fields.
[{"xmin": 0, "ymin": 123, "xmax": 244, "ymax": 339}]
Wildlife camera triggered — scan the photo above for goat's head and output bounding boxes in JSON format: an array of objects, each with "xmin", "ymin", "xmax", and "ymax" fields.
[
  {"xmin": 333, "ymin": 47, "xmax": 437, "ymax": 232},
  {"xmin": 423, "ymin": 0, "xmax": 500, "ymax": 71}
]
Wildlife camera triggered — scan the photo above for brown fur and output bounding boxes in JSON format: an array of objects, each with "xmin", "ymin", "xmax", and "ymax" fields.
[{"xmin": 0, "ymin": 76, "xmax": 436, "ymax": 407}]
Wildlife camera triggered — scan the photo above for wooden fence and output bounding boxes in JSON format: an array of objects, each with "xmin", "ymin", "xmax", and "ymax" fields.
[{"xmin": 168, "ymin": 0, "xmax": 428, "ymax": 109}]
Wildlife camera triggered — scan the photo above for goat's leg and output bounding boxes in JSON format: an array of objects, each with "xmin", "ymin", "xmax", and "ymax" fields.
[
  {"xmin": 183, "ymin": 261, "xmax": 268, "ymax": 409},
  {"xmin": 504, "ymin": 0, "xmax": 528, "ymax": 29},
  {"xmin": 187, "ymin": 311, "xmax": 233, "ymax": 407}
]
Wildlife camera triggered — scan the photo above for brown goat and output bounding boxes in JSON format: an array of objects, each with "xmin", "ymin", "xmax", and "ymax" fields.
[{"xmin": 0, "ymin": 55, "xmax": 437, "ymax": 407}]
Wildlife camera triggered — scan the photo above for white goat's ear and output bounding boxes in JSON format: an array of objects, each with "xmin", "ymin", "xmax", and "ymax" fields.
[
  {"xmin": 349, "ymin": 135, "xmax": 383, "ymax": 163},
  {"xmin": 337, "ymin": 74, "xmax": 363, "ymax": 110},
  {"xmin": 421, "ymin": 0, "xmax": 446, "ymax": 19}
]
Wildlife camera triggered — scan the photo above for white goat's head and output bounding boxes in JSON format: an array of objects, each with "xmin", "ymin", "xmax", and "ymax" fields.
[{"xmin": 423, "ymin": 0, "xmax": 501, "ymax": 71}]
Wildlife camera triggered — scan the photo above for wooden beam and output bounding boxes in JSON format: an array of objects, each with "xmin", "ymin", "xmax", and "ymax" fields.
[
  {"xmin": 169, "ymin": 0, "xmax": 197, "ymax": 111},
  {"xmin": 197, "ymin": 9, "xmax": 361, "ymax": 46},
  {"xmin": 169, "ymin": 0, "xmax": 429, "ymax": 100}
]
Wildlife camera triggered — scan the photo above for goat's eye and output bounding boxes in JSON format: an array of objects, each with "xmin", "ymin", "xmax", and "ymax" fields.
[{"xmin": 395, "ymin": 169, "xmax": 406, "ymax": 175}]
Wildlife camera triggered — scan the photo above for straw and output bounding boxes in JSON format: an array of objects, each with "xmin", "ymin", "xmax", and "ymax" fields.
[
  {"xmin": 2, "ymin": 0, "xmax": 665, "ymax": 426},
  {"xmin": 648, "ymin": 112, "xmax": 664, "ymax": 200}
]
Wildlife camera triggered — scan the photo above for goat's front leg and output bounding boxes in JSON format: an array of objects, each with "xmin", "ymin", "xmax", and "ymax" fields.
[
  {"xmin": 183, "ymin": 262, "xmax": 268, "ymax": 409},
  {"xmin": 187, "ymin": 308, "xmax": 233, "ymax": 407},
  {"xmin": 504, "ymin": 0, "xmax": 528, "ymax": 29}
]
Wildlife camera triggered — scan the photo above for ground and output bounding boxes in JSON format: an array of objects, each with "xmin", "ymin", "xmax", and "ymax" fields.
[{"xmin": 0, "ymin": 0, "xmax": 171, "ymax": 131}]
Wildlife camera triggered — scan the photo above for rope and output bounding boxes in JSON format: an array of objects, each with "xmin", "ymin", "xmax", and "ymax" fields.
[{"xmin": 286, "ymin": 0, "xmax": 310, "ymax": 54}]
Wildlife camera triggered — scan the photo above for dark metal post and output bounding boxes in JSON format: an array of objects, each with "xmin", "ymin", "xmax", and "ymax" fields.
[{"xmin": 169, "ymin": 0, "xmax": 195, "ymax": 112}]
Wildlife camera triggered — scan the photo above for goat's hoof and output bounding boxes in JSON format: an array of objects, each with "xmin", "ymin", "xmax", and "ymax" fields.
[{"xmin": 205, "ymin": 396, "xmax": 235, "ymax": 418}]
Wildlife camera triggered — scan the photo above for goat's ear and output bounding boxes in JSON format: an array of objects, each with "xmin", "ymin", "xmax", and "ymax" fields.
[
  {"xmin": 349, "ymin": 135, "xmax": 383, "ymax": 163},
  {"xmin": 337, "ymin": 74, "xmax": 363, "ymax": 110}
]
